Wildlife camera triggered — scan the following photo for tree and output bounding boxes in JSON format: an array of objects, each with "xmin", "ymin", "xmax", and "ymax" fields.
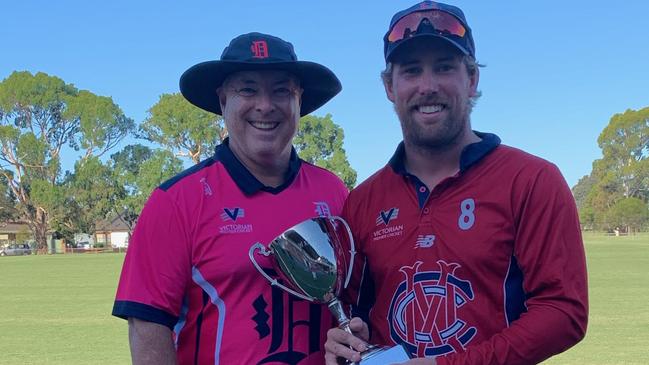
[
  {"xmin": 139, "ymin": 93, "xmax": 225, "ymax": 163},
  {"xmin": 63, "ymin": 157, "xmax": 122, "ymax": 236},
  {"xmin": 572, "ymin": 174, "xmax": 596, "ymax": 211},
  {"xmin": 15, "ymin": 225, "xmax": 33, "ymax": 244},
  {"xmin": 294, "ymin": 114, "xmax": 357, "ymax": 189},
  {"xmin": 0, "ymin": 71, "xmax": 133, "ymax": 250},
  {"xmin": 596, "ymin": 107, "xmax": 649, "ymax": 200},
  {"xmin": 0, "ymin": 174, "xmax": 18, "ymax": 221},
  {"xmin": 110, "ymin": 144, "xmax": 183, "ymax": 233},
  {"xmin": 606, "ymin": 197, "xmax": 649, "ymax": 234},
  {"xmin": 577, "ymin": 106, "xmax": 649, "ymax": 231},
  {"xmin": 579, "ymin": 158, "xmax": 624, "ymax": 230}
]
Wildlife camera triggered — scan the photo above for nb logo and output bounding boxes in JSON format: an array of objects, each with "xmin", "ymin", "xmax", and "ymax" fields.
[
  {"xmin": 251, "ymin": 40, "xmax": 269, "ymax": 59},
  {"xmin": 415, "ymin": 235, "xmax": 435, "ymax": 248},
  {"xmin": 221, "ymin": 207, "xmax": 245, "ymax": 222},
  {"xmin": 376, "ymin": 207, "xmax": 399, "ymax": 226}
]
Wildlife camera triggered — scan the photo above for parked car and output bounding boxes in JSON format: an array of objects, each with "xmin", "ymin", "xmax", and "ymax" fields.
[
  {"xmin": 76, "ymin": 241, "xmax": 91, "ymax": 249},
  {"xmin": 0, "ymin": 243, "xmax": 32, "ymax": 256}
]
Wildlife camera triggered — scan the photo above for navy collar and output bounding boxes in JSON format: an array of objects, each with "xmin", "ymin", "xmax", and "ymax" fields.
[
  {"xmin": 389, "ymin": 131, "xmax": 501, "ymax": 176},
  {"xmin": 214, "ymin": 138, "xmax": 302, "ymax": 195}
]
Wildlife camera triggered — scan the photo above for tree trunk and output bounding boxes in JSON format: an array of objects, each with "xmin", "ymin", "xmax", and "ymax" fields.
[{"xmin": 27, "ymin": 208, "xmax": 50, "ymax": 253}]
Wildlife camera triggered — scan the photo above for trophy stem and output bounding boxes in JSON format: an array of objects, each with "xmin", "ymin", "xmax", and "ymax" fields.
[
  {"xmin": 327, "ymin": 298, "xmax": 352, "ymax": 332},
  {"xmin": 328, "ymin": 298, "xmax": 385, "ymax": 365}
]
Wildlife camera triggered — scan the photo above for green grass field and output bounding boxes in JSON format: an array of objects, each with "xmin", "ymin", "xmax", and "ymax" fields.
[
  {"xmin": 0, "ymin": 254, "xmax": 130, "ymax": 365},
  {"xmin": 0, "ymin": 234, "xmax": 647, "ymax": 364},
  {"xmin": 543, "ymin": 233, "xmax": 649, "ymax": 365}
]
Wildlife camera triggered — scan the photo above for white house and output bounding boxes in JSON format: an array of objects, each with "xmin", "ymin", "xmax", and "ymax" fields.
[{"xmin": 95, "ymin": 215, "xmax": 130, "ymax": 248}]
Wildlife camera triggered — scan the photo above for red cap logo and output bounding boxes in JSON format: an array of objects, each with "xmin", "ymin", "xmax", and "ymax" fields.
[{"xmin": 250, "ymin": 40, "xmax": 269, "ymax": 59}]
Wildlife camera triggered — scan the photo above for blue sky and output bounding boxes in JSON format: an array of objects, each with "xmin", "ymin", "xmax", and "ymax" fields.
[{"xmin": 2, "ymin": 0, "xmax": 648, "ymax": 188}]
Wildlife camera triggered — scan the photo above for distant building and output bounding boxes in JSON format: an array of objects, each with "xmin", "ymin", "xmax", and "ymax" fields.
[
  {"xmin": 95, "ymin": 215, "xmax": 130, "ymax": 248},
  {"xmin": 0, "ymin": 222, "xmax": 31, "ymax": 246}
]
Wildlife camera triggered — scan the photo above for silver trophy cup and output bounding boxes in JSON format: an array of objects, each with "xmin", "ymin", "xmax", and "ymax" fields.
[{"xmin": 249, "ymin": 216, "xmax": 410, "ymax": 364}]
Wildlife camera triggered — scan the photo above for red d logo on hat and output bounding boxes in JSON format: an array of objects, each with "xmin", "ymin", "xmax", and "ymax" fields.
[{"xmin": 250, "ymin": 40, "xmax": 269, "ymax": 59}]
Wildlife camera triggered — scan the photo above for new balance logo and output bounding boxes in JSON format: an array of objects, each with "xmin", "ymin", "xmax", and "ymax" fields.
[
  {"xmin": 376, "ymin": 208, "xmax": 399, "ymax": 226},
  {"xmin": 221, "ymin": 207, "xmax": 245, "ymax": 222},
  {"xmin": 415, "ymin": 235, "xmax": 436, "ymax": 248}
]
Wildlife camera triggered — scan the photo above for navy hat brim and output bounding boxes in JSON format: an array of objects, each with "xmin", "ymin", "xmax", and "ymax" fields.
[{"xmin": 179, "ymin": 60, "xmax": 341, "ymax": 116}]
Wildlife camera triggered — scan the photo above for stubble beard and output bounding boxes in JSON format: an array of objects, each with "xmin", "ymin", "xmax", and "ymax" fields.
[{"xmin": 397, "ymin": 102, "xmax": 471, "ymax": 154}]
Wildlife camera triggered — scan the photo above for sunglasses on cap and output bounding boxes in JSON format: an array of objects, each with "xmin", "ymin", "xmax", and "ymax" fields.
[{"xmin": 386, "ymin": 9, "xmax": 466, "ymax": 43}]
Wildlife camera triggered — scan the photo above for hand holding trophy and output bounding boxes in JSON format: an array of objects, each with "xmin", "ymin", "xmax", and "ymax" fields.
[{"xmin": 249, "ymin": 216, "xmax": 410, "ymax": 364}]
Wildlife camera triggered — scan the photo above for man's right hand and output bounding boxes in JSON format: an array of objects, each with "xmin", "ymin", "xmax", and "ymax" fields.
[{"xmin": 324, "ymin": 317, "xmax": 371, "ymax": 365}]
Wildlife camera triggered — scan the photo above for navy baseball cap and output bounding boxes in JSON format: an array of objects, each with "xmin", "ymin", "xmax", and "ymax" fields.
[
  {"xmin": 384, "ymin": 1, "xmax": 475, "ymax": 62},
  {"xmin": 180, "ymin": 32, "xmax": 342, "ymax": 116}
]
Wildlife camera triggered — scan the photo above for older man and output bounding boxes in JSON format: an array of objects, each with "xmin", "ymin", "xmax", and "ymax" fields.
[
  {"xmin": 325, "ymin": 2, "xmax": 588, "ymax": 365},
  {"xmin": 113, "ymin": 32, "xmax": 347, "ymax": 364}
]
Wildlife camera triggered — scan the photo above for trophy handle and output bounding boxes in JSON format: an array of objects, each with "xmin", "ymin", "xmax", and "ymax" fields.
[
  {"xmin": 330, "ymin": 216, "xmax": 356, "ymax": 289},
  {"xmin": 248, "ymin": 242, "xmax": 314, "ymax": 302}
]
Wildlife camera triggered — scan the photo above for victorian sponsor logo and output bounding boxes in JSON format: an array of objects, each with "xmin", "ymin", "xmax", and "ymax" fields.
[
  {"xmin": 219, "ymin": 207, "xmax": 253, "ymax": 233},
  {"xmin": 219, "ymin": 223, "xmax": 253, "ymax": 234},
  {"xmin": 221, "ymin": 207, "xmax": 244, "ymax": 222},
  {"xmin": 376, "ymin": 207, "xmax": 399, "ymax": 226},
  {"xmin": 372, "ymin": 224, "xmax": 404, "ymax": 241},
  {"xmin": 372, "ymin": 207, "xmax": 403, "ymax": 241}
]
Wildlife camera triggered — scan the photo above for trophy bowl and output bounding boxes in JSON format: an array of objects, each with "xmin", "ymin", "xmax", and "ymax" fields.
[
  {"xmin": 249, "ymin": 216, "xmax": 410, "ymax": 364},
  {"xmin": 249, "ymin": 216, "xmax": 354, "ymax": 325}
]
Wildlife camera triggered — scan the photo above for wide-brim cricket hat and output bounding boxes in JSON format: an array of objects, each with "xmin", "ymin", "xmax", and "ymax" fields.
[
  {"xmin": 384, "ymin": 1, "xmax": 475, "ymax": 62},
  {"xmin": 180, "ymin": 32, "xmax": 342, "ymax": 116}
]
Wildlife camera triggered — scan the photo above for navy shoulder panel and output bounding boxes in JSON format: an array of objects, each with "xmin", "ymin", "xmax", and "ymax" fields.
[{"xmin": 159, "ymin": 156, "xmax": 218, "ymax": 192}]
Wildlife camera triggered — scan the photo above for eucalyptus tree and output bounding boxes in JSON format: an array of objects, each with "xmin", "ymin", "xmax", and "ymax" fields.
[
  {"xmin": 294, "ymin": 114, "xmax": 357, "ymax": 189},
  {"xmin": 139, "ymin": 93, "xmax": 225, "ymax": 163},
  {"xmin": 110, "ymin": 144, "xmax": 183, "ymax": 233},
  {"xmin": 576, "ymin": 106, "xmax": 649, "ymax": 230},
  {"xmin": 0, "ymin": 71, "xmax": 133, "ymax": 249}
]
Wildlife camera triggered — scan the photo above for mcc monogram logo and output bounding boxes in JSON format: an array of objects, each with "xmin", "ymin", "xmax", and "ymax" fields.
[{"xmin": 388, "ymin": 261, "xmax": 477, "ymax": 358}]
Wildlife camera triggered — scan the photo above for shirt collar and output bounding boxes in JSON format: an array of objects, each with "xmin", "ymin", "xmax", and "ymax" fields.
[
  {"xmin": 214, "ymin": 137, "xmax": 302, "ymax": 195},
  {"xmin": 388, "ymin": 131, "xmax": 501, "ymax": 176}
]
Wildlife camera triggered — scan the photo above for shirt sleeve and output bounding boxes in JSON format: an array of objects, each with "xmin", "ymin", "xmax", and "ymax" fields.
[
  {"xmin": 437, "ymin": 164, "xmax": 588, "ymax": 365},
  {"xmin": 112, "ymin": 187, "xmax": 192, "ymax": 329}
]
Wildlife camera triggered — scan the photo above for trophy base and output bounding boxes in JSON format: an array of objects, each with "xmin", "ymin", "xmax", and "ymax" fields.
[{"xmin": 348, "ymin": 344, "xmax": 410, "ymax": 364}]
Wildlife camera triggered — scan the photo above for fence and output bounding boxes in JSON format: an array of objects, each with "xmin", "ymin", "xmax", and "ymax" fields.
[{"xmin": 64, "ymin": 247, "xmax": 127, "ymax": 254}]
